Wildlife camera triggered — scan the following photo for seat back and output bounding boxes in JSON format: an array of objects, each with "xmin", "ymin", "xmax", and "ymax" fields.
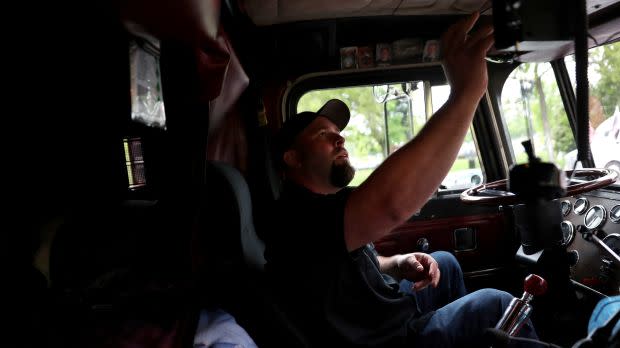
[
  {"xmin": 193, "ymin": 161, "xmax": 310, "ymax": 347},
  {"xmin": 212, "ymin": 162, "xmax": 265, "ymax": 270},
  {"xmin": 193, "ymin": 162, "xmax": 265, "ymax": 283}
]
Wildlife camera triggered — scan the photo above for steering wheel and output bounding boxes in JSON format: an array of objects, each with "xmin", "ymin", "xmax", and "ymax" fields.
[{"xmin": 460, "ymin": 168, "xmax": 619, "ymax": 205}]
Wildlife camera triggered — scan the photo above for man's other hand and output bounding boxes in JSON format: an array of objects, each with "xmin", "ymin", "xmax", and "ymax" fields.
[{"xmin": 396, "ymin": 253, "xmax": 440, "ymax": 291}]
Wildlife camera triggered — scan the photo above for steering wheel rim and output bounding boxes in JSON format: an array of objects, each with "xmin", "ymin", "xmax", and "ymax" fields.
[{"xmin": 460, "ymin": 168, "xmax": 619, "ymax": 205}]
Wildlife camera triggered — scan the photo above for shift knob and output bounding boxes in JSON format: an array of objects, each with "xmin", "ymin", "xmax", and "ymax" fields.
[
  {"xmin": 495, "ymin": 274, "xmax": 547, "ymax": 336},
  {"xmin": 524, "ymin": 274, "xmax": 548, "ymax": 297}
]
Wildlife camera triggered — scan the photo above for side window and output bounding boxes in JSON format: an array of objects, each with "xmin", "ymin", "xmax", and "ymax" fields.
[
  {"xmin": 297, "ymin": 82, "xmax": 484, "ymax": 190},
  {"xmin": 500, "ymin": 63, "xmax": 575, "ymax": 168},
  {"xmin": 124, "ymin": 137, "xmax": 147, "ymax": 190},
  {"xmin": 564, "ymin": 41, "xmax": 620, "ymax": 174}
]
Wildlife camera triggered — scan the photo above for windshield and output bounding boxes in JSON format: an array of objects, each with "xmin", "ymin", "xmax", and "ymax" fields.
[
  {"xmin": 500, "ymin": 62, "xmax": 575, "ymax": 168},
  {"xmin": 297, "ymin": 82, "xmax": 483, "ymax": 190},
  {"xmin": 564, "ymin": 41, "xmax": 620, "ymax": 175},
  {"xmin": 500, "ymin": 41, "xmax": 620, "ymax": 186}
]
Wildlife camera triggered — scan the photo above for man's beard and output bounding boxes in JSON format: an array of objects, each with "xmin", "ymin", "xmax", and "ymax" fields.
[{"xmin": 330, "ymin": 161, "xmax": 355, "ymax": 188}]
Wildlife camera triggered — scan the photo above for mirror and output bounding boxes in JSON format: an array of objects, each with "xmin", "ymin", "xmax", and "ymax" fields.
[{"xmin": 373, "ymin": 85, "xmax": 389, "ymax": 103}]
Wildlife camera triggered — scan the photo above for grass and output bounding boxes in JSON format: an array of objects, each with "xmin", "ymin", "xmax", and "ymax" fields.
[{"xmin": 452, "ymin": 157, "xmax": 479, "ymax": 171}]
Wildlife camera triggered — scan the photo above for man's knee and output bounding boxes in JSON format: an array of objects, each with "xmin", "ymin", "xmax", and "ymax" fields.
[
  {"xmin": 470, "ymin": 288, "xmax": 513, "ymax": 313},
  {"xmin": 431, "ymin": 251, "xmax": 461, "ymax": 274}
]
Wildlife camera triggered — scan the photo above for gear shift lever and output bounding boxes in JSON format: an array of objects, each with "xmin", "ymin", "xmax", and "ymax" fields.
[{"xmin": 495, "ymin": 274, "xmax": 547, "ymax": 336}]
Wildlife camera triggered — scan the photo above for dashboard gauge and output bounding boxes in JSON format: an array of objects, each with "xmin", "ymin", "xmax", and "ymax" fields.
[
  {"xmin": 574, "ymin": 198, "xmax": 589, "ymax": 215},
  {"xmin": 611, "ymin": 205, "xmax": 620, "ymax": 224},
  {"xmin": 602, "ymin": 234, "xmax": 620, "ymax": 259},
  {"xmin": 560, "ymin": 221, "xmax": 575, "ymax": 246},
  {"xmin": 561, "ymin": 200, "xmax": 572, "ymax": 216},
  {"xmin": 567, "ymin": 250, "xmax": 579, "ymax": 266},
  {"xmin": 584, "ymin": 205, "xmax": 607, "ymax": 230}
]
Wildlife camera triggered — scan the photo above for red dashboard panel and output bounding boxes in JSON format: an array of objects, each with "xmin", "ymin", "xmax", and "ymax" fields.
[{"xmin": 373, "ymin": 213, "xmax": 515, "ymax": 273}]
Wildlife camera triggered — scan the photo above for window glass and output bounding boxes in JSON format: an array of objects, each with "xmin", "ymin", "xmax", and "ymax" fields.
[
  {"xmin": 123, "ymin": 137, "xmax": 146, "ymax": 190},
  {"xmin": 297, "ymin": 82, "xmax": 483, "ymax": 190},
  {"xmin": 564, "ymin": 41, "xmax": 620, "ymax": 174},
  {"xmin": 500, "ymin": 63, "xmax": 575, "ymax": 168}
]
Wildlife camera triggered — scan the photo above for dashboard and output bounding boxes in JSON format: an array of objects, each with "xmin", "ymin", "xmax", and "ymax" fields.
[{"xmin": 560, "ymin": 190, "xmax": 620, "ymax": 295}]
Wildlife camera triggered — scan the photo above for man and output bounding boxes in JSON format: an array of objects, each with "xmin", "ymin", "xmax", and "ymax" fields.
[{"xmin": 264, "ymin": 13, "xmax": 537, "ymax": 347}]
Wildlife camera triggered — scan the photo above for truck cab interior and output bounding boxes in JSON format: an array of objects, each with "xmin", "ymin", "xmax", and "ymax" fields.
[{"xmin": 13, "ymin": 0, "xmax": 620, "ymax": 347}]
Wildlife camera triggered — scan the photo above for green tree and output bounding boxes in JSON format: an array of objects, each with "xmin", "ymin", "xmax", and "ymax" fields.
[
  {"xmin": 386, "ymin": 97, "xmax": 413, "ymax": 153},
  {"xmin": 501, "ymin": 62, "xmax": 575, "ymax": 167},
  {"xmin": 591, "ymin": 42, "xmax": 620, "ymax": 115}
]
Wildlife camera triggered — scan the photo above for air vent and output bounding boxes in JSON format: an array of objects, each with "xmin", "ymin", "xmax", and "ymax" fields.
[{"xmin": 124, "ymin": 137, "xmax": 146, "ymax": 190}]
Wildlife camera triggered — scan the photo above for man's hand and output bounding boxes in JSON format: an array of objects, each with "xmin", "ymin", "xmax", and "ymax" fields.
[
  {"xmin": 441, "ymin": 11, "xmax": 495, "ymax": 102},
  {"xmin": 395, "ymin": 253, "xmax": 440, "ymax": 291}
]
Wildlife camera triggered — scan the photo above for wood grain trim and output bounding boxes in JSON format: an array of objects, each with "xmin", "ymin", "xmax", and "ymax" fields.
[{"xmin": 374, "ymin": 213, "xmax": 515, "ymax": 273}]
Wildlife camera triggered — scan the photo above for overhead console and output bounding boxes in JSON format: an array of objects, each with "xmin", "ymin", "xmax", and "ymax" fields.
[{"xmin": 490, "ymin": 0, "xmax": 620, "ymax": 62}]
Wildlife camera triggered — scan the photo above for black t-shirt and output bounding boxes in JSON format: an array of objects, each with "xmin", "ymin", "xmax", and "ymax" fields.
[{"xmin": 264, "ymin": 181, "xmax": 426, "ymax": 347}]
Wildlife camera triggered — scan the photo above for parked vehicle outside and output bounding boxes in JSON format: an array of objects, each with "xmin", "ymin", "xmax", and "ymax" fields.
[{"xmin": 564, "ymin": 107, "xmax": 620, "ymax": 174}]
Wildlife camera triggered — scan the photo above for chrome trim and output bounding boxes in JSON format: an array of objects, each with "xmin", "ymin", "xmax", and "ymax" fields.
[
  {"xmin": 610, "ymin": 204, "xmax": 620, "ymax": 224},
  {"xmin": 573, "ymin": 197, "xmax": 589, "ymax": 215},
  {"xmin": 602, "ymin": 233, "xmax": 620, "ymax": 248},
  {"xmin": 561, "ymin": 200, "xmax": 572, "ymax": 216},
  {"xmin": 584, "ymin": 205, "xmax": 607, "ymax": 229},
  {"xmin": 571, "ymin": 280, "xmax": 607, "ymax": 299},
  {"xmin": 560, "ymin": 220, "xmax": 575, "ymax": 246},
  {"xmin": 568, "ymin": 250, "xmax": 579, "ymax": 266},
  {"xmin": 463, "ymin": 267, "xmax": 505, "ymax": 278}
]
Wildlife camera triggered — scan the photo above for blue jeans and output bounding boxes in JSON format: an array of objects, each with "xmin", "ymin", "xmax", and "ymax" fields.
[{"xmin": 400, "ymin": 251, "xmax": 538, "ymax": 347}]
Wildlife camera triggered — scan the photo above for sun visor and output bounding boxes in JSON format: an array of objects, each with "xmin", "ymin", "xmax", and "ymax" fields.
[{"xmin": 121, "ymin": 0, "xmax": 221, "ymax": 45}]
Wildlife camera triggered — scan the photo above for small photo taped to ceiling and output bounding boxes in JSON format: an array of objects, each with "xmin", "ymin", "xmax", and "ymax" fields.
[
  {"xmin": 357, "ymin": 46, "xmax": 375, "ymax": 69},
  {"xmin": 376, "ymin": 43, "xmax": 392, "ymax": 66},
  {"xmin": 423, "ymin": 40, "xmax": 441, "ymax": 62},
  {"xmin": 340, "ymin": 46, "xmax": 358, "ymax": 69}
]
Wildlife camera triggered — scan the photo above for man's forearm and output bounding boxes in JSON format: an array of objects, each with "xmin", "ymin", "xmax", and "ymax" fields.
[
  {"xmin": 377, "ymin": 254, "xmax": 401, "ymax": 280},
  {"xmin": 345, "ymin": 95, "xmax": 480, "ymax": 247},
  {"xmin": 362, "ymin": 94, "xmax": 478, "ymax": 217}
]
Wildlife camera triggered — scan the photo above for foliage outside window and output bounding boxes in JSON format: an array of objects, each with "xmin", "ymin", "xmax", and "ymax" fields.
[
  {"xmin": 124, "ymin": 137, "xmax": 146, "ymax": 189},
  {"xmin": 297, "ymin": 82, "xmax": 483, "ymax": 189},
  {"xmin": 500, "ymin": 63, "xmax": 575, "ymax": 168},
  {"xmin": 564, "ymin": 41, "xmax": 620, "ymax": 174}
]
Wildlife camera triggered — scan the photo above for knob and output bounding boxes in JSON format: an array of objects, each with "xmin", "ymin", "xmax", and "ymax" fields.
[
  {"xmin": 417, "ymin": 238, "xmax": 430, "ymax": 252},
  {"xmin": 495, "ymin": 274, "xmax": 547, "ymax": 336},
  {"xmin": 524, "ymin": 274, "xmax": 547, "ymax": 297}
]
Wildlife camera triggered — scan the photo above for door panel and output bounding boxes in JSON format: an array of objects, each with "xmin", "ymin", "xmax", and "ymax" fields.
[{"xmin": 374, "ymin": 195, "xmax": 517, "ymax": 275}]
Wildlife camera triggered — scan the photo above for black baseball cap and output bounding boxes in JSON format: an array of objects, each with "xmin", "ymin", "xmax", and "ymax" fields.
[{"xmin": 273, "ymin": 99, "xmax": 350, "ymax": 168}]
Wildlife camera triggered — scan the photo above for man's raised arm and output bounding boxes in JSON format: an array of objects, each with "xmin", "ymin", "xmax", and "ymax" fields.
[{"xmin": 344, "ymin": 12, "xmax": 495, "ymax": 251}]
